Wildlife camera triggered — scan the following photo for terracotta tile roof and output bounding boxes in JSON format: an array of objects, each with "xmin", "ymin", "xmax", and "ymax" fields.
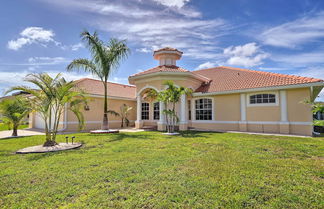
[
  {"xmin": 193, "ymin": 66, "xmax": 323, "ymax": 93},
  {"xmin": 130, "ymin": 65, "xmax": 189, "ymax": 77},
  {"xmin": 154, "ymin": 47, "xmax": 183, "ymax": 54},
  {"xmin": 74, "ymin": 78, "xmax": 136, "ymax": 99}
]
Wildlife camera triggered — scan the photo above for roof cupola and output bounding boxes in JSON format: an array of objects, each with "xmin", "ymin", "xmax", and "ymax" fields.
[{"xmin": 153, "ymin": 47, "xmax": 183, "ymax": 66}]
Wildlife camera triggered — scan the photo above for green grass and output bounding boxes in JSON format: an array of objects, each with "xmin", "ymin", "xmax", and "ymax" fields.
[
  {"xmin": 0, "ymin": 132, "xmax": 323, "ymax": 208},
  {"xmin": 0, "ymin": 122, "xmax": 28, "ymax": 131}
]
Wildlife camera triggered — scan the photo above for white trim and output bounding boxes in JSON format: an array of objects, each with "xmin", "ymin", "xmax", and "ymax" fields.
[
  {"xmin": 192, "ymin": 97, "xmax": 215, "ymax": 121},
  {"xmin": 191, "ymin": 120, "xmax": 312, "ymax": 125},
  {"xmin": 59, "ymin": 120, "xmax": 135, "ymax": 125},
  {"xmin": 137, "ymin": 85, "xmax": 159, "ymax": 96},
  {"xmin": 193, "ymin": 82, "xmax": 324, "ymax": 97},
  {"xmin": 240, "ymin": 93, "xmax": 246, "ymax": 121},
  {"xmin": 89, "ymin": 94, "xmax": 136, "ymax": 101},
  {"xmin": 246, "ymin": 91, "xmax": 279, "ymax": 107},
  {"xmin": 180, "ymin": 94, "xmax": 187, "ymax": 123},
  {"xmin": 129, "ymin": 71, "xmax": 210, "ymax": 83},
  {"xmin": 192, "ymin": 120, "xmax": 238, "ymax": 124},
  {"xmin": 280, "ymin": 90, "xmax": 288, "ymax": 122}
]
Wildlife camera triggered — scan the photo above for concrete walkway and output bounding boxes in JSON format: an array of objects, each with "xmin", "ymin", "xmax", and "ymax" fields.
[{"xmin": 0, "ymin": 128, "xmax": 44, "ymax": 139}]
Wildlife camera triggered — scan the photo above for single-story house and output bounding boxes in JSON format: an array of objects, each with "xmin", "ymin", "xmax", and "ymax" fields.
[{"xmin": 29, "ymin": 47, "xmax": 324, "ymax": 136}]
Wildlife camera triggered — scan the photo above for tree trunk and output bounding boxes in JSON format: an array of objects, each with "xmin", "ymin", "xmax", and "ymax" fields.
[
  {"xmin": 121, "ymin": 118, "xmax": 124, "ymax": 128},
  {"xmin": 102, "ymin": 80, "xmax": 109, "ymax": 130},
  {"xmin": 12, "ymin": 125, "xmax": 18, "ymax": 136}
]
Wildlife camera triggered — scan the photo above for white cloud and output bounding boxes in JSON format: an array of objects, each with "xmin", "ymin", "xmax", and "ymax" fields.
[
  {"xmin": 260, "ymin": 11, "xmax": 324, "ymax": 48},
  {"xmin": 195, "ymin": 61, "xmax": 218, "ymax": 70},
  {"xmin": 27, "ymin": 57, "xmax": 70, "ymax": 65},
  {"xmin": 109, "ymin": 77, "xmax": 128, "ymax": 84},
  {"xmin": 7, "ymin": 27, "xmax": 84, "ymax": 51},
  {"xmin": 0, "ymin": 70, "xmax": 92, "ymax": 96},
  {"xmin": 136, "ymin": 48, "xmax": 151, "ymax": 53},
  {"xmin": 152, "ymin": 0, "xmax": 190, "ymax": 8},
  {"xmin": 271, "ymin": 51, "xmax": 324, "ymax": 66},
  {"xmin": 223, "ymin": 42, "xmax": 269, "ymax": 67},
  {"xmin": 37, "ymin": 0, "xmax": 230, "ymax": 60},
  {"xmin": 7, "ymin": 27, "xmax": 56, "ymax": 50},
  {"xmin": 70, "ymin": 43, "xmax": 84, "ymax": 51},
  {"xmin": 294, "ymin": 67, "xmax": 324, "ymax": 101}
]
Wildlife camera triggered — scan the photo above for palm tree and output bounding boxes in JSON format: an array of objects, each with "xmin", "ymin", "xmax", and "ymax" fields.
[
  {"xmin": 107, "ymin": 104, "xmax": 133, "ymax": 128},
  {"xmin": 0, "ymin": 97, "xmax": 31, "ymax": 136},
  {"xmin": 7, "ymin": 73, "xmax": 87, "ymax": 146},
  {"xmin": 67, "ymin": 30, "xmax": 130, "ymax": 130},
  {"xmin": 145, "ymin": 81, "xmax": 192, "ymax": 133}
]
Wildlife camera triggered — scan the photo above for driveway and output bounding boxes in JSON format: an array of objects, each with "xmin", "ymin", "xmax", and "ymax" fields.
[{"xmin": 0, "ymin": 128, "xmax": 44, "ymax": 139}]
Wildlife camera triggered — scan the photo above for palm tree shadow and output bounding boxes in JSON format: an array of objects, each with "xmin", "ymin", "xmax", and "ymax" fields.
[
  {"xmin": 26, "ymin": 152, "xmax": 58, "ymax": 161},
  {"xmin": 179, "ymin": 130, "xmax": 223, "ymax": 138}
]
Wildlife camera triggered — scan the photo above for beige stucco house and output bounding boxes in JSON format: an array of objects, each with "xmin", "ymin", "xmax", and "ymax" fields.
[{"xmin": 29, "ymin": 47, "xmax": 324, "ymax": 136}]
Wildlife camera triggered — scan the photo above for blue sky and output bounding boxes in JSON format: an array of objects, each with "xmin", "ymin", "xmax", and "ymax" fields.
[{"xmin": 1, "ymin": 0, "xmax": 324, "ymax": 99}]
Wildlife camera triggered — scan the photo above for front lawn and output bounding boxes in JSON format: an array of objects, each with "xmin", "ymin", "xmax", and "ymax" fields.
[
  {"xmin": 0, "ymin": 132, "xmax": 323, "ymax": 208},
  {"xmin": 0, "ymin": 122, "xmax": 28, "ymax": 131}
]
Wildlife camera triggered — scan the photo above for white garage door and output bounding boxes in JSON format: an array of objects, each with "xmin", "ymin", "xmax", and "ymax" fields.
[{"xmin": 34, "ymin": 112, "xmax": 45, "ymax": 129}]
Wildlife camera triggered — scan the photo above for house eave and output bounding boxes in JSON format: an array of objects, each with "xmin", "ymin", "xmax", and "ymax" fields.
[
  {"xmin": 193, "ymin": 81, "xmax": 324, "ymax": 97},
  {"xmin": 128, "ymin": 71, "xmax": 210, "ymax": 84}
]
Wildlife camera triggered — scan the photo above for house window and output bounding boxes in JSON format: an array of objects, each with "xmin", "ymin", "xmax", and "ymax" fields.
[
  {"xmin": 141, "ymin": 102, "xmax": 149, "ymax": 120},
  {"xmin": 188, "ymin": 100, "xmax": 191, "ymax": 120},
  {"xmin": 250, "ymin": 94, "xmax": 276, "ymax": 104},
  {"xmin": 153, "ymin": 102, "xmax": 160, "ymax": 120},
  {"xmin": 195, "ymin": 98, "xmax": 212, "ymax": 120}
]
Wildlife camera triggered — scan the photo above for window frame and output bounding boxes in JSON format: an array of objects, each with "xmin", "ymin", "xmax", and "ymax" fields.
[
  {"xmin": 247, "ymin": 92, "xmax": 279, "ymax": 107},
  {"xmin": 193, "ymin": 97, "xmax": 214, "ymax": 121},
  {"xmin": 141, "ymin": 102, "xmax": 150, "ymax": 120}
]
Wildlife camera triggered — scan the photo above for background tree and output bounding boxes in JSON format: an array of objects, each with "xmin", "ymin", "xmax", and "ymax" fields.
[
  {"xmin": 7, "ymin": 73, "xmax": 87, "ymax": 146},
  {"xmin": 0, "ymin": 97, "xmax": 31, "ymax": 136},
  {"xmin": 67, "ymin": 30, "xmax": 130, "ymax": 130}
]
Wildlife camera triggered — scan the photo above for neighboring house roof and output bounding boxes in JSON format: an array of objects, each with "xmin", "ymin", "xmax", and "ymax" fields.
[
  {"xmin": 74, "ymin": 78, "xmax": 136, "ymax": 99},
  {"xmin": 193, "ymin": 66, "xmax": 323, "ymax": 93},
  {"xmin": 129, "ymin": 65, "xmax": 189, "ymax": 77}
]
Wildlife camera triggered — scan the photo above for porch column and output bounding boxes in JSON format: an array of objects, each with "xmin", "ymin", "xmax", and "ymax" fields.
[
  {"xmin": 157, "ymin": 101, "xmax": 166, "ymax": 131},
  {"xmin": 279, "ymin": 90, "xmax": 289, "ymax": 134},
  {"xmin": 135, "ymin": 96, "xmax": 143, "ymax": 129},
  {"xmin": 179, "ymin": 94, "xmax": 188, "ymax": 131},
  {"xmin": 239, "ymin": 93, "xmax": 247, "ymax": 132}
]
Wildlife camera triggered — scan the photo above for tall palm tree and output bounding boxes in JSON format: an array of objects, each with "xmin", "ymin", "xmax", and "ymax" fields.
[
  {"xmin": 0, "ymin": 97, "xmax": 31, "ymax": 136},
  {"xmin": 7, "ymin": 73, "xmax": 87, "ymax": 146},
  {"xmin": 67, "ymin": 30, "xmax": 130, "ymax": 130}
]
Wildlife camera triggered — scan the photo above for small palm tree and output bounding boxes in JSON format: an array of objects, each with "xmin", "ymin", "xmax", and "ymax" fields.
[
  {"xmin": 107, "ymin": 104, "xmax": 133, "ymax": 128},
  {"xmin": 0, "ymin": 97, "xmax": 31, "ymax": 136},
  {"xmin": 67, "ymin": 30, "xmax": 130, "ymax": 130},
  {"xmin": 7, "ymin": 73, "xmax": 87, "ymax": 146},
  {"xmin": 145, "ymin": 81, "xmax": 192, "ymax": 133}
]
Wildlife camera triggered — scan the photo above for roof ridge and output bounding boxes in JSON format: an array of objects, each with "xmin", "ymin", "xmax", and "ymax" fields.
[
  {"xmin": 74, "ymin": 77, "xmax": 136, "ymax": 87},
  {"xmin": 129, "ymin": 65, "xmax": 189, "ymax": 77}
]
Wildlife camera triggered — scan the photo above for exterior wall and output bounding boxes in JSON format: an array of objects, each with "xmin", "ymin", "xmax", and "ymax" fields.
[
  {"xmin": 214, "ymin": 94, "xmax": 241, "ymax": 121},
  {"xmin": 287, "ymin": 88, "xmax": 312, "ymax": 122},
  {"xmin": 64, "ymin": 97, "xmax": 136, "ymax": 132},
  {"xmin": 189, "ymin": 88, "xmax": 314, "ymax": 136}
]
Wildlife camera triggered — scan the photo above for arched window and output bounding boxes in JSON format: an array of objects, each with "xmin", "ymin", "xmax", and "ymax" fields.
[
  {"xmin": 249, "ymin": 94, "xmax": 276, "ymax": 104},
  {"xmin": 195, "ymin": 98, "xmax": 212, "ymax": 120}
]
